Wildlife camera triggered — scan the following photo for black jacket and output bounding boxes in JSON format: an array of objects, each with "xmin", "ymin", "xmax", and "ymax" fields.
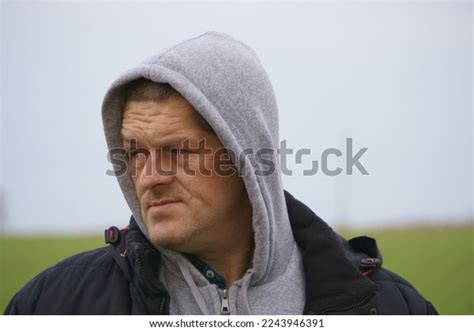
[{"xmin": 4, "ymin": 191, "xmax": 438, "ymax": 315}]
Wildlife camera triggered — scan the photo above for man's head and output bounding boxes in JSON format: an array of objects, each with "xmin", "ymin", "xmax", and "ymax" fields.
[
  {"xmin": 120, "ymin": 79, "xmax": 253, "ymax": 256},
  {"xmin": 103, "ymin": 32, "xmax": 292, "ymax": 284}
]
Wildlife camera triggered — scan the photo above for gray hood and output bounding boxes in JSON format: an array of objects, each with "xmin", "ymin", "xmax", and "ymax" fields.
[{"xmin": 102, "ymin": 32, "xmax": 304, "ymax": 314}]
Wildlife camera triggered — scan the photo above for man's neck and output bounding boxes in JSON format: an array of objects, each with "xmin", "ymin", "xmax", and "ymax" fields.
[
  {"xmin": 186, "ymin": 195, "xmax": 255, "ymax": 289},
  {"xmin": 197, "ymin": 238, "xmax": 255, "ymax": 289}
]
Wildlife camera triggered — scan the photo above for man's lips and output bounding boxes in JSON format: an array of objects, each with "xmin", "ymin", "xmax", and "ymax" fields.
[
  {"xmin": 150, "ymin": 198, "xmax": 180, "ymax": 207},
  {"xmin": 148, "ymin": 198, "xmax": 181, "ymax": 213}
]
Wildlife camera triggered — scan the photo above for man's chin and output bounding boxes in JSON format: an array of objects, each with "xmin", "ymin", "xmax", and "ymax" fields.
[
  {"xmin": 144, "ymin": 219, "xmax": 198, "ymax": 252},
  {"xmin": 147, "ymin": 231, "xmax": 189, "ymax": 252}
]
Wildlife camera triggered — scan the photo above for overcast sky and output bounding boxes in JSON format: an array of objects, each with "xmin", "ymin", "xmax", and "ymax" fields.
[{"xmin": 1, "ymin": 0, "xmax": 472, "ymax": 234}]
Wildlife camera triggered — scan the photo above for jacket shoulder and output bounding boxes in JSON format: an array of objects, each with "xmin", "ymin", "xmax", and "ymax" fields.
[
  {"xmin": 370, "ymin": 267, "xmax": 438, "ymax": 314},
  {"xmin": 4, "ymin": 246, "xmax": 130, "ymax": 314},
  {"xmin": 342, "ymin": 235, "xmax": 438, "ymax": 315}
]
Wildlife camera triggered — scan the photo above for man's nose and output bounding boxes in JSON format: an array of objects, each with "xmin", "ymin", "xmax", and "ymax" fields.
[{"xmin": 138, "ymin": 150, "xmax": 175, "ymax": 189}]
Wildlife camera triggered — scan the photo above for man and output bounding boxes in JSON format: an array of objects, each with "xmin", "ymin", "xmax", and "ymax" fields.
[{"xmin": 5, "ymin": 32, "xmax": 437, "ymax": 314}]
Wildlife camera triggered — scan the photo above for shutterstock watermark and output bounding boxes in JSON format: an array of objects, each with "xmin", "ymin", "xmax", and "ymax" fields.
[
  {"xmin": 106, "ymin": 138, "xmax": 369, "ymax": 178},
  {"xmin": 278, "ymin": 138, "xmax": 368, "ymax": 176}
]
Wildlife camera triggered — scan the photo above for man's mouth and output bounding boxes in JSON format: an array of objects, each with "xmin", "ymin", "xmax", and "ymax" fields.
[{"xmin": 148, "ymin": 198, "xmax": 181, "ymax": 213}]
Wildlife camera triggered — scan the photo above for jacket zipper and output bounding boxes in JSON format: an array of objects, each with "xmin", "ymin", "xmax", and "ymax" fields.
[{"xmin": 220, "ymin": 289, "xmax": 230, "ymax": 315}]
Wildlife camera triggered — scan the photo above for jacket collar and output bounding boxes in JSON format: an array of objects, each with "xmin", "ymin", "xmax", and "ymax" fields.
[{"xmin": 284, "ymin": 190, "xmax": 377, "ymax": 314}]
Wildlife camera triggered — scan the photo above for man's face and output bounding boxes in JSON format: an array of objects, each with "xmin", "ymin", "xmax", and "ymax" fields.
[{"xmin": 121, "ymin": 96, "xmax": 253, "ymax": 255}]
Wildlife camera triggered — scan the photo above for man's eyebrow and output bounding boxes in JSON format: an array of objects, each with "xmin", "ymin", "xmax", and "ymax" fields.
[
  {"xmin": 121, "ymin": 135, "xmax": 145, "ymax": 150},
  {"xmin": 121, "ymin": 133, "xmax": 198, "ymax": 148},
  {"xmin": 121, "ymin": 131, "xmax": 144, "ymax": 143}
]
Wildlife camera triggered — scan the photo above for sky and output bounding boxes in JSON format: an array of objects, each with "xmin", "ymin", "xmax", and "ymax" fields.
[{"xmin": 1, "ymin": 0, "xmax": 472, "ymax": 234}]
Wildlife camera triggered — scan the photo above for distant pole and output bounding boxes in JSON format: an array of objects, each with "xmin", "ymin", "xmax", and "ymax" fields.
[
  {"xmin": 0, "ymin": 189, "xmax": 5, "ymax": 234},
  {"xmin": 334, "ymin": 134, "xmax": 352, "ymax": 230}
]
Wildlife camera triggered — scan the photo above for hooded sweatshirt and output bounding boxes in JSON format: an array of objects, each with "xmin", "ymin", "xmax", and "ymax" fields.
[{"xmin": 101, "ymin": 31, "xmax": 305, "ymax": 315}]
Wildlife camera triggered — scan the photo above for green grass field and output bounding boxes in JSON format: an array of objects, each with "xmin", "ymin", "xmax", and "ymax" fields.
[{"xmin": 0, "ymin": 226, "xmax": 472, "ymax": 314}]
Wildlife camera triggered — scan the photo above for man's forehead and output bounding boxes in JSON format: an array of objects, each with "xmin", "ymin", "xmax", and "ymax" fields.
[
  {"xmin": 120, "ymin": 123, "xmax": 196, "ymax": 143},
  {"xmin": 120, "ymin": 99, "xmax": 208, "ymax": 144},
  {"xmin": 122, "ymin": 97, "xmax": 195, "ymax": 115}
]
